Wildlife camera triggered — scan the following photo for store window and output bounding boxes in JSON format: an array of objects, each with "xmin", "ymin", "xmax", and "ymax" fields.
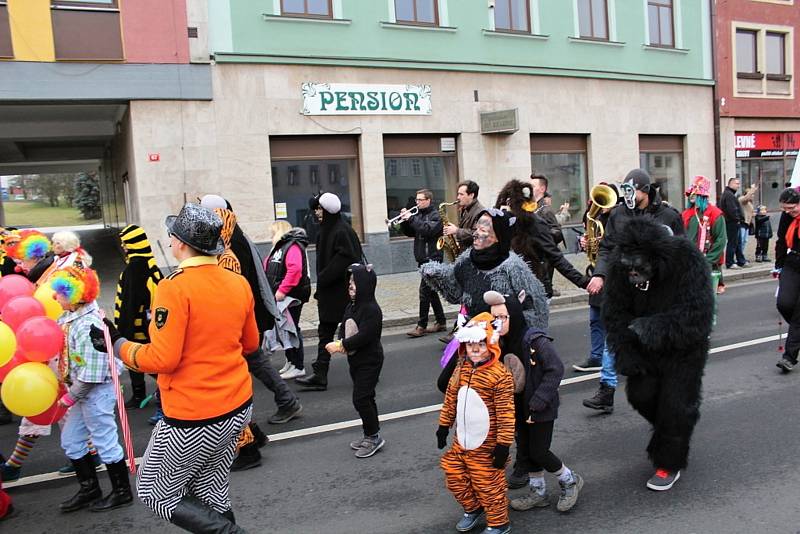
[
  {"xmin": 647, "ymin": 0, "xmax": 673, "ymax": 47},
  {"xmin": 51, "ymin": 0, "xmax": 123, "ymax": 60},
  {"xmin": 735, "ymin": 132, "xmax": 799, "ymax": 210},
  {"xmin": 384, "ymin": 135, "xmax": 459, "ymax": 238},
  {"xmin": 736, "ymin": 30, "xmax": 758, "ymax": 74},
  {"xmin": 577, "ymin": 0, "xmax": 608, "ymax": 40},
  {"xmin": 281, "ymin": 0, "xmax": 332, "ymax": 18},
  {"xmin": 638, "ymin": 135, "xmax": 684, "ymax": 207},
  {"xmin": 269, "ymin": 136, "xmax": 362, "ymax": 243},
  {"xmin": 395, "ymin": 0, "xmax": 438, "ymax": 26},
  {"xmin": 494, "ymin": 0, "xmax": 530, "ymax": 33},
  {"xmin": 530, "ymin": 135, "xmax": 588, "ymax": 227},
  {"xmin": 0, "ymin": 2, "xmax": 13, "ymax": 58}
]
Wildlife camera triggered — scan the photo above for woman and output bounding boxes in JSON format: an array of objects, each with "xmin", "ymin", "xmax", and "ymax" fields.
[{"xmin": 775, "ymin": 187, "xmax": 800, "ymax": 373}]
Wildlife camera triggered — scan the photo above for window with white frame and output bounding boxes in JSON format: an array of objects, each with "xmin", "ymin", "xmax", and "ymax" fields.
[
  {"xmin": 577, "ymin": 0, "xmax": 608, "ymax": 40},
  {"xmin": 494, "ymin": 0, "xmax": 530, "ymax": 33},
  {"xmin": 647, "ymin": 0, "xmax": 674, "ymax": 47}
]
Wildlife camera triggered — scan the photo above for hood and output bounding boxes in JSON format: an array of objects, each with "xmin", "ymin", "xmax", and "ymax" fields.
[
  {"xmin": 522, "ymin": 328, "xmax": 553, "ymax": 348},
  {"xmin": 119, "ymin": 224, "xmax": 156, "ymax": 262},
  {"xmin": 501, "ymin": 291, "xmax": 527, "ymax": 357},
  {"xmin": 275, "ymin": 227, "xmax": 309, "ymax": 250},
  {"xmin": 456, "ymin": 311, "xmax": 502, "ymax": 366},
  {"xmin": 348, "ymin": 263, "xmax": 377, "ymax": 306},
  {"xmin": 214, "ymin": 208, "xmax": 237, "ymax": 250}
]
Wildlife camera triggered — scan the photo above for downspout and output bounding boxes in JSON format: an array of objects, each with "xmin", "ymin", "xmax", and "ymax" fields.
[{"xmin": 710, "ymin": 0, "xmax": 723, "ymax": 200}]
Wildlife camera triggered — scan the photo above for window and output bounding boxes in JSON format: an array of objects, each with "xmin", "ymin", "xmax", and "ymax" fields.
[
  {"xmin": 395, "ymin": 0, "xmax": 438, "ymax": 26},
  {"xmin": 281, "ymin": 0, "xmax": 332, "ymax": 18},
  {"xmin": 494, "ymin": 0, "xmax": 530, "ymax": 33},
  {"xmin": 766, "ymin": 32, "xmax": 786, "ymax": 76},
  {"xmin": 531, "ymin": 135, "xmax": 588, "ymax": 231},
  {"xmin": 734, "ymin": 26, "xmax": 792, "ymax": 96},
  {"xmin": 51, "ymin": 1, "xmax": 123, "ymax": 60},
  {"xmin": 577, "ymin": 0, "xmax": 608, "ymax": 40},
  {"xmin": 51, "ymin": 0, "xmax": 117, "ymax": 6},
  {"xmin": 736, "ymin": 30, "xmax": 758, "ymax": 74},
  {"xmin": 639, "ymin": 135, "xmax": 684, "ymax": 205},
  {"xmin": 0, "ymin": 2, "xmax": 13, "ymax": 58},
  {"xmin": 647, "ymin": 0, "xmax": 673, "ymax": 47}
]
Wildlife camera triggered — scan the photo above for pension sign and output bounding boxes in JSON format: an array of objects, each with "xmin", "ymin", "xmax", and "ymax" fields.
[{"xmin": 301, "ymin": 82, "xmax": 432, "ymax": 115}]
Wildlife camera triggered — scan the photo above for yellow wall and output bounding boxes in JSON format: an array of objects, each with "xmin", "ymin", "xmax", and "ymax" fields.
[{"xmin": 7, "ymin": 0, "xmax": 55, "ymax": 61}]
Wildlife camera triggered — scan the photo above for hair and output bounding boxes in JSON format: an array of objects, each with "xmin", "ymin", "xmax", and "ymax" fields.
[
  {"xmin": 51, "ymin": 231, "xmax": 80, "ymax": 252},
  {"xmin": 530, "ymin": 173, "xmax": 549, "ymax": 190},
  {"xmin": 416, "ymin": 189, "xmax": 433, "ymax": 200},
  {"xmin": 50, "ymin": 266, "xmax": 100, "ymax": 305},
  {"xmin": 458, "ymin": 180, "xmax": 479, "ymax": 199},
  {"xmin": 779, "ymin": 187, "xmax": 800, "ymax": 204},
  {"xmin": 727, "ymin": 177, "xmax": 740, "ymax": 185},
  {"xmin": 270, "ymin": 219, "xmax": 293, "ymax": 242}
]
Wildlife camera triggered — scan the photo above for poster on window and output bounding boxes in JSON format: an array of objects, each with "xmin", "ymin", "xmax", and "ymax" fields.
[
  {"xmin": 301, "ymin": 82, "xmax": 432, "ymax": 115},
  {"xmin": 734, "ymin": 132, "xmax": 800, "ymax": 158}
]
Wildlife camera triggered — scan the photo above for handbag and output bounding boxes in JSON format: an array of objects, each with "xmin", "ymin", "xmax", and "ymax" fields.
[{"xmin": 748, "ymin": 221, "xmax": 756, "ymax": 236}]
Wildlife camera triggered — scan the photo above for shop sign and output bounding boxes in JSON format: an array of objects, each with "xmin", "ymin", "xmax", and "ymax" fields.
[
  {"xmin": 301, "ymin": 82, "xmax": 432, "ymax": 115},
  {"xmin": 735, "ymin": 132, "xmax": 800, "ymax": 158},
  {"xmin": 480, "ymin": 109, "xmax": 519, "ymax": 134}
]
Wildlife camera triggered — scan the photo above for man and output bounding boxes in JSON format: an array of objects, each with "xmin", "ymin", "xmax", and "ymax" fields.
[
  {"xmin": 399, "ymin": 189, "xmax": 447, "ymax": 338},
  {"xmin": 739, "ymin": 183, "xmax": 757, "ymax": 261},
  {"xmin": 720, "ymin": 178, "xmax": 747, "ymax": 268},
  {"xmin": 532, "ymin": 174, "xmax": 566, "ymax": 296},
  {"xmin": 443, "ymin": 180, "xmax": 484, "ymax": 251},
  {"xmin": 296, "ymin": 192, "xmax": 363, "ymax": 391},
  {"xmin": 92, "ymin": 203, "xmax": 254, "ymax": 532},
  {"xmin": 583, "ymin": 169, "xmax": 684, "ymax": 413}
]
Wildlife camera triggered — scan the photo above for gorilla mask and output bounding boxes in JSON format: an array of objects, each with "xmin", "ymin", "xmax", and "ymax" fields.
[{"xmin": 620, "ymin": 251, "xmax": 654, "ymax": 291}]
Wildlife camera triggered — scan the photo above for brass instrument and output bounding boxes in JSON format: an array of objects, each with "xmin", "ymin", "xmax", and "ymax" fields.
[
  {"xmin": 585, "ymin": 184, "xmax": 618, "ymax": 274},
  {"xmin": 436, "ymin": 201, "xmax": 461, "ymax": 262},
  {"xmin": 385, "ymin": 206, "xmax": 419, "ymax": 227}
]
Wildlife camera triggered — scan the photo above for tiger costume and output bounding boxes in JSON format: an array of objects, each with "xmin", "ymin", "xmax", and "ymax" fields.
[{"xmin": 439, "ymin": 312, "xmax": 515, "ymax": 530}]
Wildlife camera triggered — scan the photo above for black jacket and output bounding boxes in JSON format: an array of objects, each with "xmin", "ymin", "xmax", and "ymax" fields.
[
  {"xmin": 755, "ymin": 214, "xmax": 773, "ymax": 240},
  {"xmin": 520, "ymin": 329, "xmax": 564, "ymax": 423},
  {"xmin": 400, "ymin": 205, "xmax": 443, "ymax": 265},
  {"xmin": 340, "ymin": 264, "xmax": 383, "ymax": 364},
  {"xmin": 535, "ymin": 204, "xmax": 564, "ymax": 246},
  {"xmin": 315, "ymin": 211, "xmax": 364, "ymax": 323},
  {"xmin": 775, "ymin": 211, "xmax": 799, "ymax": 270},
  {"xmin": 266, "ymin": 228, "xmax": 311, "ymax": 303},
  {"xmin": 526, "ymin": 213, "xmax": 588, "ymax": 297},
  {"xmin": 719, "ymin": 187, "xmax": 744, "ymax": 225}
]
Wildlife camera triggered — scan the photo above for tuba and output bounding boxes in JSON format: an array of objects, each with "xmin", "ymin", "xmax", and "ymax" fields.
[
  {"xmin": 436, "ymin": 201, "xmax": 461, "ymax": 262},
  {"xmin": 584, "ymin": 184, "xmax": 618, "ymax": 274}
]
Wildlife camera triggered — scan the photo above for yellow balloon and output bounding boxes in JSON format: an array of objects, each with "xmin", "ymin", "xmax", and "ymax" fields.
[
  {"xmin": 0, "ymin": 321, "xmax": 15, "ymax": 367},
  {"xmin": 34, "ymin": 285, "xmax": 64, "ymax": 321},
  {"xmin": 1, "ymin": 362, "xmax": 59, "ymax": 417}
]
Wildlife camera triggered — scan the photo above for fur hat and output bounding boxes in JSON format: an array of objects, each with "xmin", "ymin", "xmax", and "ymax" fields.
[
  {"xmin": 686, "ymin": 175, "xmax": 711, "ymax": 197},
  {"xmin": 49, "ymin": 266, "xmax": 100, "ymax": 305},
  {"xmin": 478, "ymin": 208, "xmax": 516, "ymax": 256},
  {"xmin": 455, "ymin": 311, "xmax": 501, "ymax": 363},
  {"xmin": 318, "ymin": 192, "xmax": 342, "ymax": 214},
  {"xmin": 199, "ymin": 194, "xmax": 228, "ymax": 211}
]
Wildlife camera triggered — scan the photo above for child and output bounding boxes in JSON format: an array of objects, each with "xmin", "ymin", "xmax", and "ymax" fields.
[
  {"xmin": 437, "ymin": 312, "xmax": 515, "ymax": 534},
  {"xmin": 755, "ymin": 205, "xmax": 773, "ymax": 263},
  {"xmin": 51, "ymin": 266, "xmax": 132, "ymax": 513},
  {"xmin": 325, "ymin": 263, "xmax": 385, "ymax": 458}
]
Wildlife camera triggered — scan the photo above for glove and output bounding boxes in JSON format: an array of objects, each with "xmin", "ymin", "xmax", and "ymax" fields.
[
  {"xmin": 492, "ymin": 444, "xmax": 510, "ymax": 469},
  {"xmin": 436, "ymin": 425, "xmax": 449, "ymax": 450},
  {"xmin": 89, "ymin": 318, "xmax": 121, "ymax": 353},
  {"xmin": 772, "ymin": 268, "xmax": 782, "ymax": 279}
]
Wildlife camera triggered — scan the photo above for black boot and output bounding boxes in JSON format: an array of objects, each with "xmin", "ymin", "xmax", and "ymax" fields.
[
  {"xmin": 250, "ymin": 422, "xmax": 269, "ymax": 449},
  {"xmin": 60, "ymin": 454, "xmax": 102, "ymax": 513},
  {"xmin": 0, "ymin": 396, "xmax": 11, "ymax": 425},
  {"xmin": 295, "ymin": 362, "xmax": 328, "ymax": 391},
  {"xmin": 170, "ymin": 495, "xmax": 246, "ymax": 533},
  {"xmin": 91, "ymin": 459, "xmax": 133, "ymax": 512},
  {"xmin": 582, "ymin": 383, "xmax": 615, "ymax": 413},
  {"xmin": 222, "ymin": 509, "xmax": 236, "ymax": 524},
  {"xmin": 231, "ymin": 444, "xmax": 261, "ymax": 472}
]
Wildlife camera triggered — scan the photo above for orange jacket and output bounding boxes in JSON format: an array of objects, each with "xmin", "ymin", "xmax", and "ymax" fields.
[{"xmin": 119, "ymin": 256, "xmax": 258, "ymax": 422}]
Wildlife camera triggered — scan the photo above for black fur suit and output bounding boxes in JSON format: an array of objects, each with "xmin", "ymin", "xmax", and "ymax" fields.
[{"xmin": 602, "ymin": 218, "xmax": 713, "ymax": 472}]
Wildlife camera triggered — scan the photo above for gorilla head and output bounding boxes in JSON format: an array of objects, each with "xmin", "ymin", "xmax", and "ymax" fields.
[{"xmin": 614, "ymin": 218, "xmax": 676, "ymax": 292}]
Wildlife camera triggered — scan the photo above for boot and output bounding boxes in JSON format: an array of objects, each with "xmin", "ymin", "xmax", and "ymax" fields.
[
  {"xmin": 60, "ymin": 454, "xmax": 102, "ymax": 513},
  {"xmin": 170, "ymin": 495, "xmax": 246, "ymax": 533},
  {"xmin": 250, "ymin": 422, "xmax": 269, "ymax": 449},
  {"xmin": 295, "ymin": 362, "xmax": 328, "ymax": 391},
  {"xmin": 582, "ymin": 383, "xmax": 615, "ymax": 413},
  {"xmin": 222, "ymin": 509, "xmax": 236, "ymax": 524},
  {"xmin": 230, "ymin": 444, "xmax": 261, "ymax": 472},
  {"xmin": 0, "ymin": 397, "xmax": 11, "ymax": 425},
  {"xmin": 124, "ymin": 383, "xmax": 147, "ymax": 410},
  {"xmin": 91, "ymin": 459, "xmax": 133, "ymax": 512}
]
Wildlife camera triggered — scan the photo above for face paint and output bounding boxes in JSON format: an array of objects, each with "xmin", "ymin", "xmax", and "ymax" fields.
[{"xmin": 472, "ymin": 215, "xmax": 497, "ymax": 250}]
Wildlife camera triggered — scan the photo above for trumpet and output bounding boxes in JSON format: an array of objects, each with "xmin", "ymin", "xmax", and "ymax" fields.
[{"xmin": 385, "ymin": 205, "xmax": 419, "ymax": 226}]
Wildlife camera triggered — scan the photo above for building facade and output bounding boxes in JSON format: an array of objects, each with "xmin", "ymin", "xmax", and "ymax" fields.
[{"xmin": 715, "ymin": 0, "xmax": 799, "ymax": 209}]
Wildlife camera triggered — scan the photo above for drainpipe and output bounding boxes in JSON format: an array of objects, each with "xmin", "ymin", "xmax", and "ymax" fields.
[{"xmin": 710, "ymin": 0, "xmax": 723, "ymax": 200}]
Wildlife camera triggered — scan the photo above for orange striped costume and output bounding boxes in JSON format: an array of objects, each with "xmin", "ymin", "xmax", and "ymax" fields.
[{"xmin": 439, "ymin": 313, "xmax": 515, "ymax": 529}]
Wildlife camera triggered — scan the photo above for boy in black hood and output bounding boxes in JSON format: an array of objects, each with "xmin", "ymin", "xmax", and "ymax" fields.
[{"xmin": 324, "ymin": 263, "xmax": 385, "ymax": 458}]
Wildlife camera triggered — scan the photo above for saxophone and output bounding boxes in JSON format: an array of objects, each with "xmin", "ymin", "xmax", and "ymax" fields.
[
  {"xmin": 585, "ymin": 184, "xmax": 618, "ymax": 274},
  {"xmin": 436, "ymin": 201, "xmax": 461, "ymax": 262}
]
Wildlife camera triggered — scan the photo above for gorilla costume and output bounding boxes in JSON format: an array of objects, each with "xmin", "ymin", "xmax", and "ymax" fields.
[{"xmin": 602, "ymin": 218, "xmax": 713, "ymax": 478}]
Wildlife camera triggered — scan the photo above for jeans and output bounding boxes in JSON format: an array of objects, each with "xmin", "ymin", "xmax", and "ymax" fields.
[
  {"xmin": 739, "ymin": 226, "xmax": 750, "ymax": 259},
  {"xmin": 725, "ymin": 222, "xmax": 746, "ymax": 267},
  {"xmin": 588, "ymin": 305, "xmax": 605, "ymax": 363},
  {"xmin": 285, "ymin": 304, "xmax": 305, "ymax": 370},
  {"xmin": 600, "ymin": 343, "xmax": 617, "ymax": 388},
  {"xmin": 246, "ymin": 349, "xmax": 297, "ymax": 409},
  {"xmin": 418, "ymin": 277, "xmax": 446, "ymax": 328},
  {"xmin": 61, "ymin": 382, "xmax": 124, "ymax": 463}
]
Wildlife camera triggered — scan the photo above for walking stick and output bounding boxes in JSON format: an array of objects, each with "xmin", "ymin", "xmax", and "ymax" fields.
[{"xmin": 778, "ymin": 319, "xmax": 784, "ymax": 354}]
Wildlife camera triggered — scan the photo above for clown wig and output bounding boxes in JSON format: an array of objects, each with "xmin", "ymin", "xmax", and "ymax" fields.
[
  {"xmin": 49, "ymin": 266, "xmax": 100, "ymax": 305},
  {"xmin": 6, "ymin": 230, "xmax": 52, "ymax": 262}
]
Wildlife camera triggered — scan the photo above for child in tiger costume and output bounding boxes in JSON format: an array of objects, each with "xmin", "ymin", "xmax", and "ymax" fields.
[{"xmin": 437, "ymin": 312, "xmax": 515, "ymax": 534}]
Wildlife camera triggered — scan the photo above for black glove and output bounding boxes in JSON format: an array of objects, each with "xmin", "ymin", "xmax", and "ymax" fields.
[
  {"xmin": 89, "ymin": 319, "xmax": 121, "ymax": 353},
  {"xmin": 492, "ymin": 444, "xmax": 510, "ymax": 469},
  {"xmin": 436, "ymin": 425, "xmax": 449, "ymax": 450}
]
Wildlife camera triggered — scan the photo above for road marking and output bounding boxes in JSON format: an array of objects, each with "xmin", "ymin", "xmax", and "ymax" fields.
[{"xmin": 5, "ymin": 332, "xmax": 786, "ymax": 489}]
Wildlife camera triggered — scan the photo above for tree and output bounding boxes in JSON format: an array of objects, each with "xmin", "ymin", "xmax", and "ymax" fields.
[
  {"xmin": 9, "ymin": 175, "xmax": 35, "ymax": 199},
  {"xmin": 73, "ymin": 172, "xmax": 102, "ymax": 220},
  {"xmin": 34, "ymin": 174, "xmax": 67, "ymax": 207}
]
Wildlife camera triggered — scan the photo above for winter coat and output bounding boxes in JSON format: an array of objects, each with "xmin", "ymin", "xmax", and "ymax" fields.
[
  {"xmin": 535, "ymin": 203, "xmax": 565, "ymax": 246},
  {"xmin": 682, "ymin": 204, "xmax": 727, "ymax": 267},
  {"xmin": 315, "ymin": 211, "xmax": 363, "ymax": 323},
  {"xmin": 339, "ymin": 264, "xmax": 383, "ymax": 366},
  {"xmin": 400, "ymin": 204, "xmax": 443, "ymax": 265},
  {"xmin": 455, "ymin": 199, "xmax": 485, "ymax": 250},
  {"xmin": 266, "ymin": 228, "xmax": 311, "ymax": 303},
  {"xmin": 719, "ymin": 187, "xmax": 744, "ymax": 226},
  {"xmin": 755, "ymin": 214, "xmax": 773, "ymax": 240},
  {"xmin": 775, "ymin": 212, "xmax": 800, "ymax": 270},
  {"xmin": 520, "ymin": 329, "xmax": 564, "ymax": 423},
  {"xmin": 522, "ymin": 212, "xmax": 588, "ymax": 297}
]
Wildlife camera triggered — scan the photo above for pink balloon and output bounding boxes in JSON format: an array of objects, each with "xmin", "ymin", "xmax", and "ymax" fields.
[
  {"xmin": 0, "ymin": 275, "xmax": 35, "ymax": 310},
  {"xmin": 16, "ymin": 317, "xmax": 64, "ymax": 363},
  {"xmin": 0, "ymin": 351, "xmax": 27, "ymax": 381},
  {"xmin": 2, "ymin": 295, "xmax": 45, "ymax": 331},
  {"xmin": 27, "ymin": 386, "xmax": 68, "ymax": 425}
]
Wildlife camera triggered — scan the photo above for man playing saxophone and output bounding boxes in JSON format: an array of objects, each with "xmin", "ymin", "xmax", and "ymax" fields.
[{"xmin": 443, "ymin": 180, "xmax": 485, "ymax": 250}]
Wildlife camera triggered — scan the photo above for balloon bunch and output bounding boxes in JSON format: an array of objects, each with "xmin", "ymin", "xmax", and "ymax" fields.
[{"xmin": 0, "ymin": 274, "xmax": 67, "ymax": 424}]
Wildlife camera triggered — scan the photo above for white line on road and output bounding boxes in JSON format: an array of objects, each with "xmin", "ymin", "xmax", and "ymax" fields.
[{"xmin": 5, "ymin": 332, "xmax": 786, "ymax": 490}]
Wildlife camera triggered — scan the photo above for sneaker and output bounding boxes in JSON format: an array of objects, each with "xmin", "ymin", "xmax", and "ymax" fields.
[
  {"xmin": 439, "ymin": 333, "xmax": 454, "ymax": 344},
  {"xmin": 124, "ymin": 396, "xmax": 146, "ymax": 410},
  {"xmin": 0, "ymin": 463, "xmax": 20, "ymax": 482},
  {"xmin": 556, "ymin": 472, "xmax": 583, "ymax": 512},
  {"xmin": 407, "ymin": 325, "xmax": 427, "ymax": 338},
  {"xmin": 354, "ymin": 435, "xmax": 385, "ymax": 458},
  {"xmin": 739, "ymin": 262, "xmax": 750, "ymax": 268},
  {"xmin": 349, "ymin": 436, "xmax": 368, "ymax": 450},
  {"xmin": 777, "ymin": 358, "xmax": 794, "ymax": 373},
  {"xmin": 572, "ymin": 359, "xmax": 602, "ymax": 372},
  {"xmin": 278, "ymin": 360, "xmax": 292, "ymax": 375},
  {"xmin": 456, "ymin": 508, "xmax": 484, "ymax": 532},
  {"xmin": 427, "ymin": 322, "xmax": 448, "ymax": 333},
  {"xmin": 280, "ymin": 365, "xmax": 306, "ymax": 380},
  {"xmin": 510, "ymin": 487, "xmax": 549, "ymax": 511},
  {"xmin": 481, "ymin": 525, "xmax": 510, "ymax": 534},
  {"xmin": 268, "ymin": 401, "xmax": 303, "ymax": 424},
  {"xmin": 727, "ymin": 264, "xmax": 740, "ymax": 270},
  {"xmin": 507, "ymin": 465, "xmax": 529, "ymax": 489},
  {"xmin": 148, "ymin": 406, "xmax": 164, "ymax": 426},
  {"xmin": 646, "ymin": 468, "xmax": 680, "ymax": 491},
  {"xmin": 582, "ymin": 384, "xmax": 615, "ymax": 413}
]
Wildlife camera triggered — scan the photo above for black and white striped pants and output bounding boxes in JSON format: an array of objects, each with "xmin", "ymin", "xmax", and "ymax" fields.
[{"xmin": 136, "ymin": 405, "xmax": 252, "ymax": 520}]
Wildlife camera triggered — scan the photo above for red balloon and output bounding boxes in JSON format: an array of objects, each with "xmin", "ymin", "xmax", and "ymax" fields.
[
  {"xmin": 16, "ymin": 317, "xmax": 64, "ymax": 363},
  {"xmin": 2, "ymin": 295, "xmax": 45, "ymax": 331},
  {"xmin": 0, "ymin": 351, "xmax": 27, "ymax": 381},
  {"xmin": 27, "ymin": 386, "xmax": 68, "ymax": 425},
  {"xmin": 0, "ymin": 275, "xmax": 35, "ymax": 311}
]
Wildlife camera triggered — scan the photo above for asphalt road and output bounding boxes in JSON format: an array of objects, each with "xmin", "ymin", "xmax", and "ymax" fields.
[{"xmin": 3, "ymin": 277, "xmax": 799, "ymax": 534}]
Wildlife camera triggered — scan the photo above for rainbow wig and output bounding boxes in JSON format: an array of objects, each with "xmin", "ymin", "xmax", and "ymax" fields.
[
  {"xmin": 6, "ymin": 230, "xmax": 52, "ymax": 261},
  {"xmin": 49, "ymin": 266, "xmax": 100, "ymax": 305}
]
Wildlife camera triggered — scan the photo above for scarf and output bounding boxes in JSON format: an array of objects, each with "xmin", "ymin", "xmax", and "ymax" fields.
[
  {"xmin": 787, "ymin": 217, "xmax": 800, "ymax": 250},
  {"xmin": 214, "ymin": 208, "xmax": 241, "ymax": 274},
  {"xmin": 470, "ymin": 242, "xmax": 508, "ymax": 271},
  {"xmin": 114, "ymin": 225, "xmax": 164, "ymax": 341}
]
